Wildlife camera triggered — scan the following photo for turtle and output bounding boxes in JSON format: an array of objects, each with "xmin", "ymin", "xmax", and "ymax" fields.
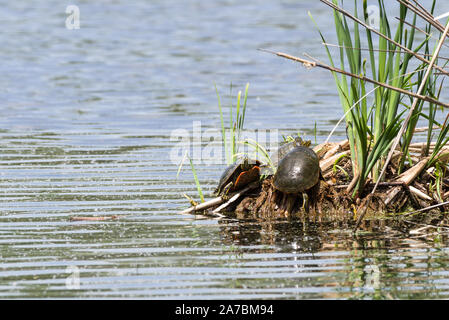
[
  {"xmin": 272, "ymin": 145, "xmax": 320, "ymax": 215},
  {"xmin": 214, "ymin": 157, "xmax": 261, "ymax": 197}
]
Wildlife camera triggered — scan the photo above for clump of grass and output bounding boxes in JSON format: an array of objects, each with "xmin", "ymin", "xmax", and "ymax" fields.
[
  {"xmin": 216, "ymin": 83, "xmax": 279, "ymax": 175},
  {"xmin": 311, "ymin": 0, "xmax": 449, "ymax": 198},
  {"xmin": 179, "ymin": 83, "xmax": 251, "ymax": 203},
  {"xmin": 215, "ymin": 83, "xmax": 250, "ymax": 165}
]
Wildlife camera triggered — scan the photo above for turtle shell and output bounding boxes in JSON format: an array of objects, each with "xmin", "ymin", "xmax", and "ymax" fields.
[
  {"xmin": 273, "ymin": 146, "xmax": 319, "ymax": 194},
  {"xmin": 215, "ymin": 157, "xmax": 260, "ymax": 195}
]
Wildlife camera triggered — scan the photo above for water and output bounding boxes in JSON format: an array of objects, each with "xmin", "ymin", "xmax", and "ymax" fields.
[{"xmin": 1, "ymin": 0, "xmax": 449, "ymax": 299}]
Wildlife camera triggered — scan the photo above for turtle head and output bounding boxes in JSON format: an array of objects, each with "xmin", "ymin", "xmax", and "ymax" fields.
[
  {"xmin": 240, "ymin": 156, "xmax": 260, "ymax": 171},
  {"xmin": 283, "ymin": 135, "xmax": 311, "ymax": 148}
]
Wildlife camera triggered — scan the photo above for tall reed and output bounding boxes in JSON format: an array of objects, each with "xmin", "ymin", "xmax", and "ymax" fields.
[{"xmin": 216, "ymin": 83, "xmax": 250, "ymax": 165}]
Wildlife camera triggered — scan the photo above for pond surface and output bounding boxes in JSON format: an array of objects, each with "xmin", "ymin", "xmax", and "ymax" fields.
[{"xmin": 1, "ymin": 0, "xmax": 449, "ymax": 299}]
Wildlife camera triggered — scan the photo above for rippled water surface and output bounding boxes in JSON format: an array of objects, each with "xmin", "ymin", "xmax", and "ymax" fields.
[{"xmin": 2, "ymin": 0, "xmax": 449, "ymax": 299}]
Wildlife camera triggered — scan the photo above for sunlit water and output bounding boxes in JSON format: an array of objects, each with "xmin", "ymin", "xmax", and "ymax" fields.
[{"xmin": 1, "ymin": 0, "xmax": 449, "ymax": 299}]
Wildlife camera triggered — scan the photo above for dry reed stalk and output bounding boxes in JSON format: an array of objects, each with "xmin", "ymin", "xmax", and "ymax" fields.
[
  {"xmin": 180, "ymin": 181, "xmax": 260, "ymax": 215},
  {"xmin": 259, "ymin": 49, "xmax": 449, "ymax": 109},
  {"xmin": 320, "ymin": 0, "xmax": 449, "ymax": 77},
  {"xmin": 313, "ymin": 142, "xmax": 337, "ymax": 159},
  {"xmin": 397, "ymin": 0, "xmax": 446, "ymax": 33},
  {"xmin": 70, "ymin": 216, "xmax": 118, "ymax": 221},
  {"xmin": 319, "ymin": 150, "xmax": 351, "ymax": 173},
  {"xmin": 179, "ymin": 197, "xmax": 224, "ymax": 215},
  {"xmin": 322, "ymin": 140, "xmax": 350, "ymax": 160},
  {"xmin": 323, "ymin": 41, "xmax": 449, "ymax": 59},
  {"xmin": 380, "ymin": 157, "xmax": 429, "ymax": 206},
  {"xmin": 395, "ymin": 17, "xmax": 449, "ymax": 50},
  {"xmin": 409, "ymin": 186, "xmax": 433, "ymax": 201},
  {"xmin": 212, "ymin": 181, "xmax": 260, "ymax": 214},
  {"xmin": 402, "ymin": 199, "xmax": 449, "ymax": 216},
  {"xmin": 396, "ymin": 157, "xmax": 430, "ymax": 185}
]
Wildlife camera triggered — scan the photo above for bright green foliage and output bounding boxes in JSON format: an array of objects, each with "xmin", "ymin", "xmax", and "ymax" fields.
[
  {"xmin": 315, "ymin": 0, "xmax": 446, "ymax": 197},
  {"xmin": 216, "ymin": 83, "xmax": 250, "ymax": 165}
]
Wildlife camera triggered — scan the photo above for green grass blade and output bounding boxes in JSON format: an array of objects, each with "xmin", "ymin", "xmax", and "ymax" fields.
[
  {"xmin": 215, "ymin": 84, "xmax": 228, "ymax": 165},
  {"xmin": 188, "ymin": 156, "xmax": 205, "ymax": 203}
]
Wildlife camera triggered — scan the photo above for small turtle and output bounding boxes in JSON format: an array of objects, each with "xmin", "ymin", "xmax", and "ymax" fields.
[
  {"xmin": 275, "ymin": 136, "xmax": 311, "ymax": 166},
  {"xmin": 214, "ymin": 157, "xmax": 261, "ymax": 197},
  {"xmin": 261, "ymin": 136, "xmax": 311, "ymax": 176},
  {"xmin": 273, "ymin": 146, "xmax": 320, "ymax": 214}
]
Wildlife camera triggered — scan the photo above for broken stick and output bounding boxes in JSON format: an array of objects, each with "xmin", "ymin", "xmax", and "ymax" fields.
[
  {"xmin": 179, "ymin": 181, "xmax": 260, "ymax": 216},
  {"xmin": 212, "ymin": 181, "xmax": 260, "ymax": 214}
]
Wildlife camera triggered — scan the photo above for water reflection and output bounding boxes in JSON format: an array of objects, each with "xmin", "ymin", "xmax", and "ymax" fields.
[{"xmin": 216, "ymin": 218, "xmax": 449, "ymax": 299}]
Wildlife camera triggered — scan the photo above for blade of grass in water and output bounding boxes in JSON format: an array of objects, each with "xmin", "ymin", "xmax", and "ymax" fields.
[
  {"xmin": 232, "ymin": 90, "xmax": 242, "ymax": 162},
  {"xmin": 176, "ymin": 151, "xmax": 205, "ymax": 203},
  {"xmin": 189, "ymin": 156, "xmax": 204, "ymax": 203},
  {"xmin": 215, "ymin": 83, "xmax": 228, "ymax": 165},
  {"xmin": 229, "ymin": 83, "xmax": 234, "ymax": 163},
  {"xmin": 240, "ymin": 83, "xmax": 249, "ymax": 132}
]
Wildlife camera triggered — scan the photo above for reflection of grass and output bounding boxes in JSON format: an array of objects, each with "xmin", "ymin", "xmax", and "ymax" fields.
[{"xmin": 227, "ymin": 244, "xmax": 244, "ymax": 260}]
